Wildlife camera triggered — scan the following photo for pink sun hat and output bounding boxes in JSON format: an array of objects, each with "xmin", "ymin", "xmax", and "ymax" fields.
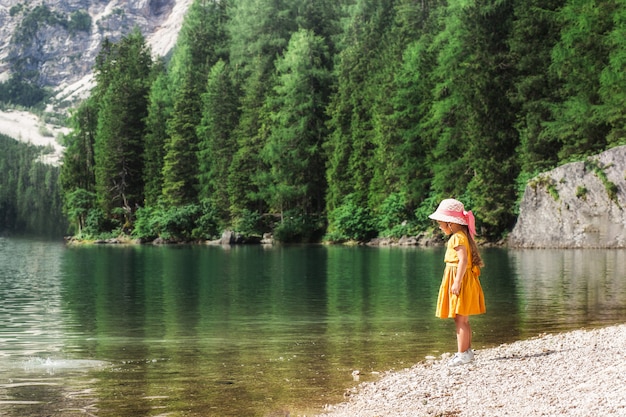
[{"xmin": 428, "ymin": 198, "xmax": 477, "ymax": 238}]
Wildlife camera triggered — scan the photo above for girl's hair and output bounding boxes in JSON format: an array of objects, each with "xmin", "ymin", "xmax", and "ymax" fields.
[{"xmin": 460, "ymin": 225, "xmax": 484, "ymax": 268}]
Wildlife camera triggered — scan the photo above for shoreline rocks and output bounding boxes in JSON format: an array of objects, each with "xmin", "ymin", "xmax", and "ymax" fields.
[
  {"xmin": 317, "ymin": 324, "xmax": 626, "ymax": 417},
  {"xmin": 509, "ymin": 145, "xmax": 626, "ymax": 248}
]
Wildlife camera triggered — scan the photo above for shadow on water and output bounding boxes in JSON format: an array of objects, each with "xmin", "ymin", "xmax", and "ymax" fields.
[{"xmin": 0, "ymin": 238, "xmax": 625, "ymax": 416}]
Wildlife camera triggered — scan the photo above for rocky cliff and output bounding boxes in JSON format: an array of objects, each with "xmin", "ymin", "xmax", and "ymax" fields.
[
  {"xmin": 508, "ymin": 145, "xmax": 626, "ymax": 248},
  {"xmin": 0, "ymin": 0, "xmax": 191, "ymax": 102}
]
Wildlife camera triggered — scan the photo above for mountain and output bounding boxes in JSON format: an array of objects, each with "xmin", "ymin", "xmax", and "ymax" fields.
[
  {"xmin": 1, "ymin": 0, "xmax": 191, "ymax": 102},
  {"xmin": 0, "ymin": 0, "xmax": 192, "ymax": 157}
]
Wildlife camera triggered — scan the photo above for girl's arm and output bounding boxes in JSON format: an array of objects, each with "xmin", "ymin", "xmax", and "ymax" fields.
[{"xmin": 451, "ymin": 244, "xmax": 468, "ymax": 296}]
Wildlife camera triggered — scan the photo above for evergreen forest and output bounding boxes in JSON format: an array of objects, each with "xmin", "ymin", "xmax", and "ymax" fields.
[
  {"xmin": 0, "ymin": 134, "xmax": 65, "ymax": 236},
  {"xmin": 58, "ymin": 0, "xmax": 626, "ymax": 243}
]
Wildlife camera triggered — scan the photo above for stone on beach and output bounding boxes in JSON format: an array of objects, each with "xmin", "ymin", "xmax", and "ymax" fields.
[{"xmin": 319, "ymin": 324, "xmax": 626, "ymax": 417}]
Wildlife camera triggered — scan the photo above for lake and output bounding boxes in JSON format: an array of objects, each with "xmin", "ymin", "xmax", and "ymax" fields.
[{"xmin": 0, "ymin": 237, "xmax": 624, "ymax": 416}]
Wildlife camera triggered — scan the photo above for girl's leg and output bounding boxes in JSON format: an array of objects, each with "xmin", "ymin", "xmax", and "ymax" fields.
[{"xmin": 454, "ymin": 314, "xmax": 471, "ymax": 352}]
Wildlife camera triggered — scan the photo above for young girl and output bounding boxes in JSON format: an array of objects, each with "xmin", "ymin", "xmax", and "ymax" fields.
[{"xmin": 429, "ymin": 198, "xmax": 486, "ymax": 366}]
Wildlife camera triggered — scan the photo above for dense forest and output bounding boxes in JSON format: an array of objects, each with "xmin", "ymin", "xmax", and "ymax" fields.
[
  {"xmin": 0, "ymin": 134, "xmax": 65, "ymax": 236},
  {"xmin": 58, "ymin": 0, "xmax": 626, "ymax": 243}
]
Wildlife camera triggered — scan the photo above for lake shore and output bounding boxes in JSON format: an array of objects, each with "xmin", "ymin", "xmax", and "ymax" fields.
[{"xmin": 317, "ymin": 324, "xmax": 626, "ymax": 417}]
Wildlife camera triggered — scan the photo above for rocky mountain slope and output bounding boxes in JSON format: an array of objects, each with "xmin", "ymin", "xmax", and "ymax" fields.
[
  {"xmin": 509, "ymin": 145, "xmax": 626, "ymax": 248},
  {"xmin": 0, "ymin": 0, "xmax": 191, "ymax": 102},
  {"xmin": 0, "ymin": 0, "xmax": 191, "ymax": 162}
]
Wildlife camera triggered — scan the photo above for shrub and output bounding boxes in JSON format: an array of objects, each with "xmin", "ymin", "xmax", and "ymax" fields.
[
  {"xmin": 68, "ymin": 11, "xmax": 91, "ymax": 33},
  {"xmin": 81, "ymin": 207, "xmax": 120, "ymax": 239},
  {"xmin": 232, "ymin": 209, "xmax": 263, "ymax": 237},
  {"xmin": 273, "ymin": 211, "xmax": 325, "ymax": 243},
  {"xmin": 376, "ymin": 193, "xmax": 411, "ymax": 238},
  {"xmin": 192, "ymin": 200, "xmax": 220, "ymax": 240},
  {"xmin": 132, "ymin": 206, "xmax": 158, "ymax": 240},
  {"xmin": 326, "ymin": 194, "xmax": 376, "ymax": 242},
  {"xmin": 152, "ymin": 204, "xmax": 202, "ymax": 241}
]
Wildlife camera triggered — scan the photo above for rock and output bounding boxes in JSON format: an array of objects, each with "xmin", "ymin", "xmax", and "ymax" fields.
[
  {"xmin": 319, "ymin": 324, "xmax": 626, "ymax": 417},
  {"xmin": 509, "ymin": 145, "xmax": 626, "ymax": 248},
  {"xmin": 219, "ymin": 230, "xmax": 236, "ymax": 245},
  {"xmin": 397, "ymin": 235, "xmax": 417, "ymax": 246},
  {"xmin": 261, "ymin": 233, "xmax": 274, "ymax": 245}
]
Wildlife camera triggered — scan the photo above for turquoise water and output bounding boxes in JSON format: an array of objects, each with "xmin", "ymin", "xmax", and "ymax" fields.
[{"xmin": 0, "ymin": 237, "xmax": 624, "ymax": 416}]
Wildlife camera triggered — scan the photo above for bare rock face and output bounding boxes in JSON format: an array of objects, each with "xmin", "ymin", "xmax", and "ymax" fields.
[
  {"xmin": 509, "ymin": 145, "xmax": 626, "ymax": 248},
  {"xmin": 0, "ymin": 0, "xmax": 191, "ymax": 100}
]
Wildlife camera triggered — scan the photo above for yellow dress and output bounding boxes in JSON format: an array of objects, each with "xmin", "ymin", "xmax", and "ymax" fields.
[{"xmin": 435, "ymin": 231, "xmax": 486, "ymax": 318}]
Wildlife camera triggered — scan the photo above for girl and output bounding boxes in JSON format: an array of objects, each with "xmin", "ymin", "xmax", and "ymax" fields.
[{"xmin": 429, "ymin": 198, "xmax": 486, "ymax": 366}]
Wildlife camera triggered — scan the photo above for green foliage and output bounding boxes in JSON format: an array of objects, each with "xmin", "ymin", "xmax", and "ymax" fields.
[
  {"xmin": 132, "ymin": 203, "xmax": 219, "ymax": 241},
  {"xmin": 0, "ymin": 75, "xmax": 47, "ymax": 107},
  {"xmin": 93, "ymin": 29, "xmax": 152, "ymax": 216},
  {"xmin": 9, "ymin": 4, "xmax": 24, "ymax": 17},
  {"xmin": 529, "ymin": 175, "xmax": 560, "ymax": 201},
  {"xmin": 0, "ymin": 134, "xmax": 65, "ymax": 236},
  {"xmin": 80, "ymin": 207, "xmax": 120, "ymax": 239},
  {"xmin": 414, "ymin": 194, "xmax": 440, "ymax": 232},
  {"xmin": 599, "ymin": 2, "xmax": 626, "ymax": 146},
  {"xmin": 585, "ymin": 158, "xmax": 619, "ymax": 203},
  {"xmin": 547, "ymin": 0, "xmax": 613, "ymax": 160},
  {"xmin": 152, "ymin": 204, "xmax": 198, "ymax": 241},
  {"xmin": 197, "ymin": 59, "xmax": 239, "ymax": 220},
  {"xmin": 60, "ymin": 98, "xmax": 97, "ymax": 195},
  {"xmin": 162, "ymin": 72, "xmax": 202, "ymax": 206},
  {"xmin": 193, "ymin": 200, "xmax": 221, "ymax": 240},
  {"xmin": 510, "ymin": 0, "xmax": 566, "ymax": 173},
  {"xmin": 260, "ymin": 29, "xmax": 331, "ymax": 216},
  {"xmin": 326, "ymin": 194, "xmax": 376, "ymax": 242},
  {"xmin": 232, "ymin": 209, "xmax": 264, "ymax": 237},
  {"xmin": 53, "ymin": 0, "xmax": 626, "ymax": 243},
  {"xmin": 375, "ymin": 193, "xmax": 412, "ymax": 238},
  {"xmin": 143, "ymin": 61, "xmax": 171, "ymax": 207},
  {"xmin": 273, "ymin": 212, "xmax": 325, "ymax": 243},
  {"xmin": 68, "ymin": 11, "xmax": 92, "ymax": 33},
  {"xmin": 63, "ymin": 188, "xmax": 96, "ymax": 234},
  {"xmin": 132, "ymin": 206, "xmax": 159, "ymax": 240},
  {"xmin": 162, "ymin": 0, "xmax": 229, "ymax": 208}
]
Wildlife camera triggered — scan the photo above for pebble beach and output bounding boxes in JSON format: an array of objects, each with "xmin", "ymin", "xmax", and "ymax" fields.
[{"xmin": 318, "ymin": 324, "xmax": 626, "ymax": 417}]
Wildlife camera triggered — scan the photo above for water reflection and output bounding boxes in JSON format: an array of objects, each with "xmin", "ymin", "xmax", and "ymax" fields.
[
  {"xmin": 508, "ymin": 249, "xmax": 626, "ymax": 336},
  {"xmin": 0, "ymin": 240, "xmax": 624, "ymax": 416}
]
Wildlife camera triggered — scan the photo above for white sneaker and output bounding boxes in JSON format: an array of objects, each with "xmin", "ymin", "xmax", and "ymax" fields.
[{"xmin": 448, "ymin": 349, "xmax": 474, "ymax": 367}]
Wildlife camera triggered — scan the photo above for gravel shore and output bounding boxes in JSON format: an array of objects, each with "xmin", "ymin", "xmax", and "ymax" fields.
[{"xmin": 318, "ymin": 324, "xmax": 626, "ymax": 417}]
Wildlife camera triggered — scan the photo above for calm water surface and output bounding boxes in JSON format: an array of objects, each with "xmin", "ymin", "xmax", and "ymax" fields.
[{"xmin": 0, "ymin": 237, "xmax": 625, "ymax": 416}]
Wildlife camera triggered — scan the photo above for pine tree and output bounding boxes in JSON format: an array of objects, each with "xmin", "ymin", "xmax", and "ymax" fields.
[
  {"xmin": 325, "ymin": 0, "xmax": 397, "ymax": 213},
  {"xmin": 599, "ymin": 0, "xmax": 626, "ymax": 146},
  {"xmin": 548, "ymin": 0, "xmax": 614, "ymax": 161},
  {"xmin": 60, "ymin": 98, "xmax": 97, "ymax": 194},
  {"xmin": 260, "ymin": 29, "xmax": 331, "ymax": 218},
  {"xmin": 197, "ymin": 59, "xmax": 239, "ymax": 221},
  {"xmin": 226, "ymin": 0, "xmax": 302, "ymax": 218},
  {"xmin": 227, "ymin": 60, "xmax": 270, "ymax": 216},
  {"xmin": 368, "ymin": 0, "xmax": 442, "ymax": 213},
  {"xmin": 143, "ymin": 60, "xmax": 171, "ymax": 207},
  {"xmin": 93, "ymin": 29, "xmax": 152, "ymax": 221},
  {"xmin": 161, "ymin": 0, "xmax": 230, "ymax": 207},
  {"xmin": 424, "ymin": 0, "xmax": 519, "ymax": 237},
  {"xmin": 509, "ymin": 0, "xmax": 566, "ymax": 174},
  {"xmin": 162, "ymin": 71, "xmax": 203, "ymax": 206}
]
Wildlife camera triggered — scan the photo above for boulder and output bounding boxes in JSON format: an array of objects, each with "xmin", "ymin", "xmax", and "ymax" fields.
[
  {"xmin": 509, "ymin": 145, "xmax": 626, "ymax": 248},
  {"xmin": 219, "ymin": 230, "xmax": 236, "ymax": 245}
]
